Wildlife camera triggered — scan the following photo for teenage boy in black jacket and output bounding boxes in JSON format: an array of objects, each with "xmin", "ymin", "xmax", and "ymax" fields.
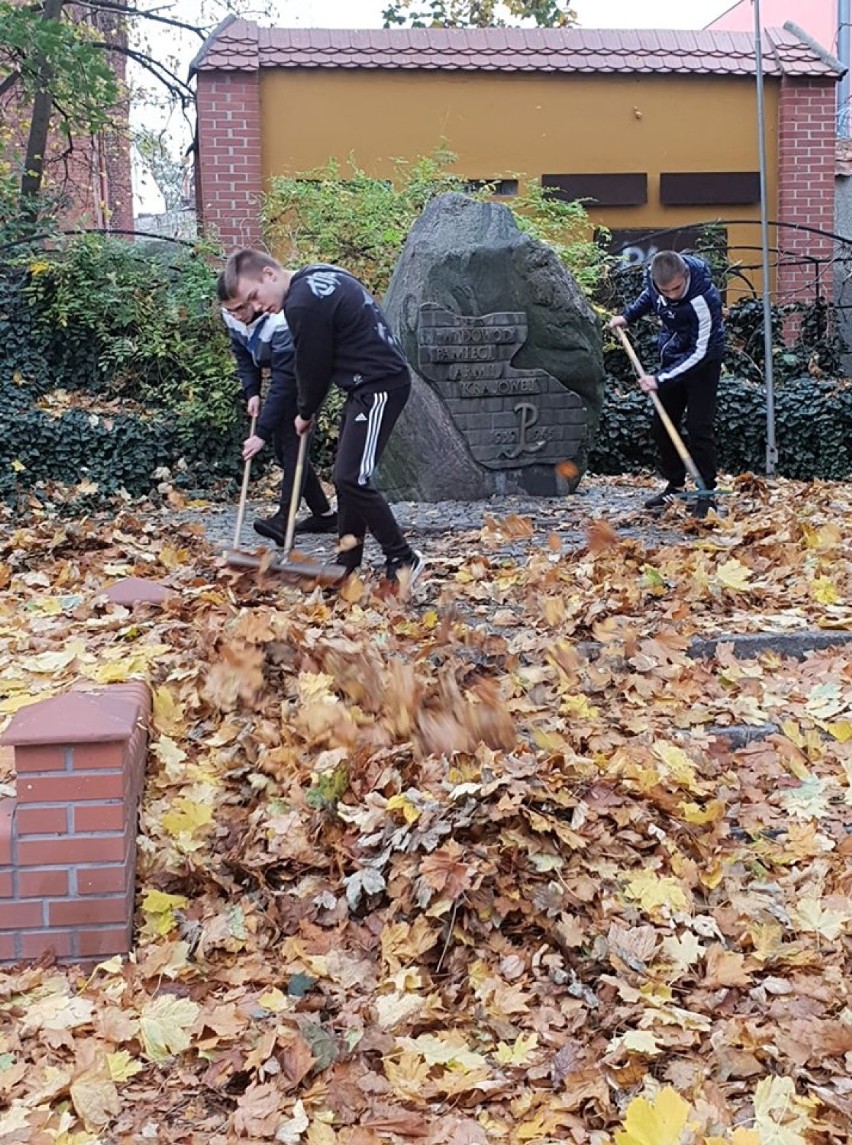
[
  {"xmin": 609, "ymin": 250, "xmax": 725, "ymax": 519},
  {"xmin": 217, "ymin": 283, "xmax": 336, "ymax": 544},
  {"xmin": 222, "ymin": 250, "xmax": 424, "ymax": 586}
]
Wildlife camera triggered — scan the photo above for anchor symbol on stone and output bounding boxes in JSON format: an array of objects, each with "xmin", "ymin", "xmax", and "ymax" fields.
[{"xmin": 499, "ymin": 402, "xmax": 547, "ymax": 459}]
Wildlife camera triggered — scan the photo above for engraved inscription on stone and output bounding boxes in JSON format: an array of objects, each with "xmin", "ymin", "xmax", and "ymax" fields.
[{"xmin": 417, "ymin": 303, "xmax": 585, "ymax": 470}]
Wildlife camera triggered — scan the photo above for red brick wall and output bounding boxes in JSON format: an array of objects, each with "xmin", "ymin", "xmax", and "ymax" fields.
[
  {"xmin": 196, "ymin": 70, "xmax": 263, "ymax": 250},
  {"xmin": 776, "ymin": 76, "xmax": 837, "ymax": 306},
  {"xmin": 0, "ymin": 683, "xmax": 150, "ymax": 965},
  {"xmin": 0, "ymin": 4, "xmax": 133, "ymax": 235}
]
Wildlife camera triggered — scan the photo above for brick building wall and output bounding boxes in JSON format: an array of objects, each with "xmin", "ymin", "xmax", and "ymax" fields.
[
  {"xmin": 192, "ymin": 24, "xmax": 842, "ymax": 301},
  {"xmin": 776, "ymin": 76, "xmax": 838, "ymax": 304},
  {"xmin": 195, "ymin": 70, "xmax": 263, "ymax": 250},
  {"xmin": 1, "ymin": 2, "xmax": 133, "ymax": 235}
]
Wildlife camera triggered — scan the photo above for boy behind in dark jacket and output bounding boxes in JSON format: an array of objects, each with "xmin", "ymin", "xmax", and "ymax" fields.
[
  {"xmin": 609, "ymin": 250, "xmax": 725, "ymax": 519},
  {"xmin": 222, "ymin": 250, "xmax": 424, "ymax": 587},
  {"xmin": 217, "ymin": 279, "xmax": 336, "ymax": 544}
]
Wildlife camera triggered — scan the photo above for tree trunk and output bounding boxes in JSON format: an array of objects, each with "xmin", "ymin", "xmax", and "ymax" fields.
[{"xmin": 19, "ymin": 0, "xmax": 66, "ymax": 209}]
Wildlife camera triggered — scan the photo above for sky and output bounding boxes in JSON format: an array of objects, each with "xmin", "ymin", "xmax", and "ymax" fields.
[
  {"xmin": 272, "ymin": 0, "xmax": 736, "ymax": 31},
  {"xmin": 132, "ymin": 0, "xmax": 739, "ymax": 214}
]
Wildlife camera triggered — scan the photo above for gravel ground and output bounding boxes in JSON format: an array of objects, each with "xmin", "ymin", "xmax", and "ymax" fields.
[{"xmin": 172, "ymin": 475, "xmax": 708, "ymax": 565}]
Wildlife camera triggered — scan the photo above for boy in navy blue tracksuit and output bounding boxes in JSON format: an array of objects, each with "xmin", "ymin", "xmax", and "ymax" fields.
[
  {"xmin": 609, "ymin": 251, "xmax": 725, "ymax": 518},
  {"xmin": 217, "ymin": 287, "xmax": 336, "ymax": 544},
  {"xmin": 220, "ymin": 250, "xmax": 423, "ymax": 586}
]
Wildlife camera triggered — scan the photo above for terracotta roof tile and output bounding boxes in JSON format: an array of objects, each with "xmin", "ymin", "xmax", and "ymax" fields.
[{"xmin": 191, "ymin": 18, "xmax": 845, "ymax": 80}]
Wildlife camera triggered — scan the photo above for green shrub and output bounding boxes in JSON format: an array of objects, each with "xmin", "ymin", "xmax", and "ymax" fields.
[
  {"xmin": 263, "ymin": 149, "xmax": 611, "ymax": 298},
  {"xmin": 24, "ymin": 236, "xmax": 238, "ymax": 430}
]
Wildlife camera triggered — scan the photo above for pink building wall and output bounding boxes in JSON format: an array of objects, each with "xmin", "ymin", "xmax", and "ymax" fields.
[{"xmin": 707, "ymin": 1, "xmax": 836, "ymax": 57}]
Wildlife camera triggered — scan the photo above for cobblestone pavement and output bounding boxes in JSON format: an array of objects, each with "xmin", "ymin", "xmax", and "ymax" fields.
[{"xmin": 172, "ymin": 475, "xmax": 707, "ymax": 567}]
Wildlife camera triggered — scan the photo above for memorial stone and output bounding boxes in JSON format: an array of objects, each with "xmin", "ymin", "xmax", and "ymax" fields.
[{"xmin": 380, "ymin": 193, "xmax": 605, "ymax": 501}]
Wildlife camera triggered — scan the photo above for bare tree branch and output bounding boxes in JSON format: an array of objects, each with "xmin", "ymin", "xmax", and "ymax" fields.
[
  {"xmin": 74, "ymin": 0, "xmax": 207, "ymax": 39},
  {"xmin": 90, "ymin": 39, "xmax": 195, "ymax": 103}
]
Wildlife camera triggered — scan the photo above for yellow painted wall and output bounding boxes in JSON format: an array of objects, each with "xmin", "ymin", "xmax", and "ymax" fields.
[{"xmin": 260, "ymin": 70, "xmax": 778, "ymax": 293}]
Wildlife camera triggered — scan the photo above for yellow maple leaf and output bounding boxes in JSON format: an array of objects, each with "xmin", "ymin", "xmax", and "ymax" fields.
[
  {"xmin": 811, "ymin": 575, "xmax": 839, "ymax": 605},
  {"xmin": 140, "ymin": 889, "xmax": 188, "ymax": 937},
  {"xmin": 826, "ymin": 720, "xmax": 852, "ymax": 743},
  {"xmin": 258, "ymin": 987, "xmax": 291, "ymax": 1014},
  {"xmin": 19, "ymin": 648, "xmax": 78, "ymax": 674},
  {"xmin": 715, "ymin": 559, "xmax": 752, "ymax": 592},
  {"xmin": 91, "ymin": 646, "xmax": 168, "ymax": 684},
  {"xmin": 157, "ymin": 544, "xmax": 189, "ymax": 570},
  {"xmin": 680, "ymin": 799, "xmax": 725, "ymax": 825},
  {"xmin": 652, "ymin": 740, "xmax": 699, "ymax": 790},
  {"xmin": 10, "ymin": 458, "xmax": 26, "ymax": 472},
  {"xmin": 139, "ymin": 995, "xmax": 200, "ymax": 1062},
  {"xmin": 494, "ymin": 1032, "xmax": 538, "ymax": 1065},
  {"xmin": 106, "ymin": 1050, "xmax": 144, "ymax": 1082},
  {"xmin": 70, "ymin": 1069, "xmax": 120, "ymax": 1130},
  {"xmin": 791, "ymin": 897, "xmax": 849, "ymax": 941},
  {"xmin": 384, "ymin": 1049, "xmax": 431, "ymax": 1099},
  {"xmin": 387, "ymin": 792, "xmax": 421, "ymax": 824},
  {"xmin": 152, "ymin": 684, "xmax": 185, "ymax": 735},
  {"xmin": 753, "ymin": 1075, "xmax": 813, "ymax": 1145},
  {"xmin": 161, "ymin": 796, "xmax": 214, "ymax": 839},
  {"xmin": 621, "ymin": 871, "xmax": 689, "ymax": 919},
  {"xmin": 560, "ymin": 693, "xmax": 600, "ymax": 718},
  {"xmin": 619, "ymin": 1030, "xmax": 663, "ymax": 1056},
  {"xmin": 0, "ymin": 691, "xmax": 52, "ymax": 715},
  {"xmin": 401, "ymin": 1032, "xmax": 488, "ymax": 1071},
  {"xmin": 661, "ymin": 931, "xmax": 704, "ymax": 974},
  {"xmin": 29, "ymin": 596, "xmax": 63, "ymax": 615},
  {"xmin": 614, "ymin": 1086, "xmax": 691, "ymax": 1145},
  {"xmin": 151, "ymin": 735, "xmax": 190, "ymax": 784},
  {"xmin": 298, "ymin": 672, "xmax": 338, "ymax": 705}
]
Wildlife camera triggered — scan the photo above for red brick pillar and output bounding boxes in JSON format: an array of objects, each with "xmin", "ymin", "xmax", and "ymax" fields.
[
  {"xmin": 196, "ymin": 69, "xmax": 263, "ymax": 251},
  {"xmin": 776, "ymin": 76, "xmax": 837, "ymax": 306},
  {"xmin": 0, "ymin": 684, "xmax": 150, "ymax": 964}
]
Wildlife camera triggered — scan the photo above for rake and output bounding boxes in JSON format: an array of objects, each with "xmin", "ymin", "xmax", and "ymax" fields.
[
  {"xmin": 615, "ymin": 326, "xmax": 729, "ymax": 501},
  {"xmin": 223, "ymin": 423, "xmax": 346, "ymax": 586}
]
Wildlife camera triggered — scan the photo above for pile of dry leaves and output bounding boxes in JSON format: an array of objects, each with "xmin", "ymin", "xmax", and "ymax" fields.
[{"xmin": 0, "ymin": 473, "xmax": 850, "ymax": 1144}]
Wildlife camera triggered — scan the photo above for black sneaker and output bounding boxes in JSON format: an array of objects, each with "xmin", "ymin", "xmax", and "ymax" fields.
[
  {"xmin": 385, "ymin": 550, "xmax": 425, "ymax": 589},
  {"xmin": 333, "ymin": 542, "xmax": 364, "ymax": 574},
  {"xmin": 294, "ymin": 511, "xmax": 338, "ymax": 535},
  {"xmin": 690, "ymin": 496, "xmax": 717, "ymax": 520},
  {"xmin": 253, "ymin": 514, "xmax": 287, "ymax": 545},
  {"xmin": 644, "ymin": 485, "xmax": 684, "ymax": 510}
]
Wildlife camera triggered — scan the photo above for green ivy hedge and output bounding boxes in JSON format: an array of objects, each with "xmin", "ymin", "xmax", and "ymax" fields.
[{"xmin": 589, "ymin": 374, "xmax": 852, "ymax": 480}]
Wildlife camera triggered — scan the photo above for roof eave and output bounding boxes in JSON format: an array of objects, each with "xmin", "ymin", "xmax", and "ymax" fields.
[{"xmin": 783, "ymin": 20, "xmax": 847, "ymax": 78}]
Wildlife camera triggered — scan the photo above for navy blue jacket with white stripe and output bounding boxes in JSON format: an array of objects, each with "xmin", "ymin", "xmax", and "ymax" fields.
[
  {"xmin": 622, "ymin": 255, "xmax": 725, "ymax": 384},
  {"xmin": 283, "ymin": 265, "xmax": 410, "ymax": 420},
  {"xmin": 221, "ymin": 308, "xmax": 295, "ymax": 443}
]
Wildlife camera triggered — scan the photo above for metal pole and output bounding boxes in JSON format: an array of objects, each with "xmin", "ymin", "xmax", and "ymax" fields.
[
  {"xmin": 754, "ymin": 0, "xmax": 778, "ymax": 476},
  {"xmin": 839, "ymin": 0, "xmax": 850, "ymax": 136}
]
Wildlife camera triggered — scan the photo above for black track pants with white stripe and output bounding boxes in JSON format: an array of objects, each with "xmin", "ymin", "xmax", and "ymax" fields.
[
  {"xmin": 332, "ymin": 379, "xmax": 412, "ymax": 563},
  {"xmin": 653, "ymin": 358, "xmax": 721, "ymax": 489}
]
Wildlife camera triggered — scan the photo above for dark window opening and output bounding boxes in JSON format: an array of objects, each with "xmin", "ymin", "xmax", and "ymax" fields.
[
  {"xmin": 542, "ymin": 173, "xmax": 647, "ymax": 207},
  {"xmin": 660, "ymin": 172, "xmax": 760, "ymax": 206}
]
